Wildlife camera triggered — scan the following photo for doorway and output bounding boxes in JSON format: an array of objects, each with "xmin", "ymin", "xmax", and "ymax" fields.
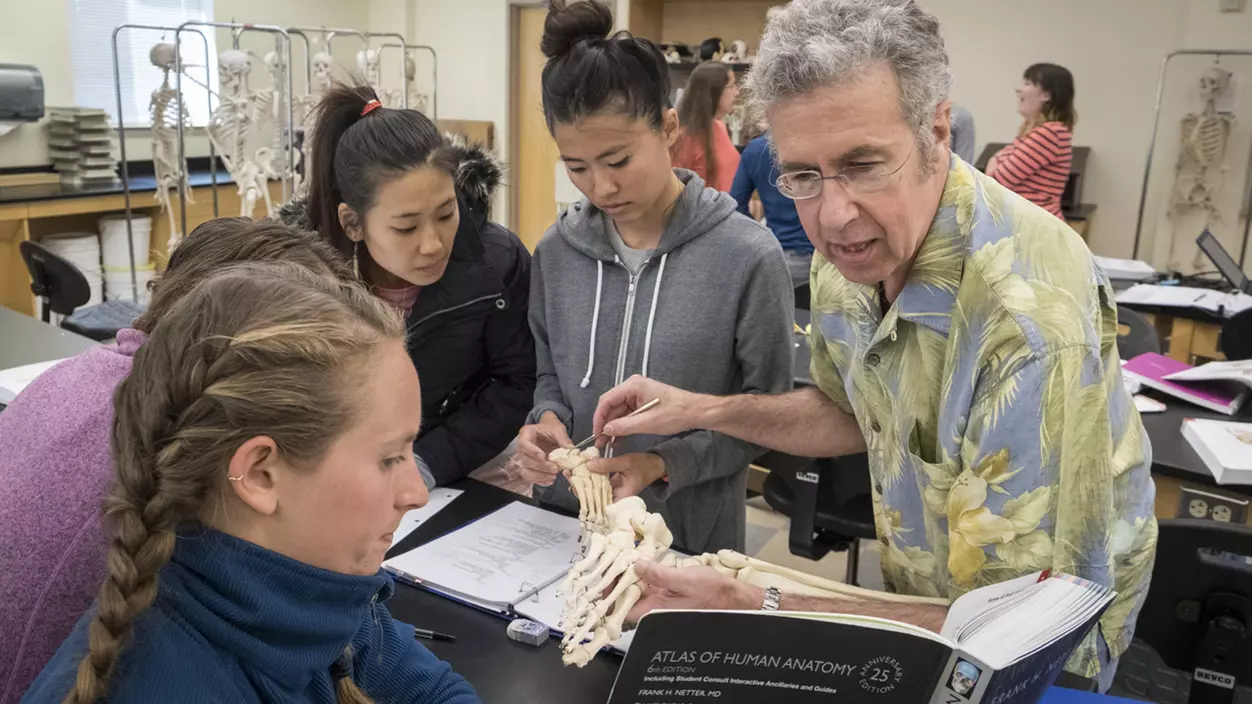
[{"xmin": 508, "ymin": 4, "xmax": 561, "ymax": 251}]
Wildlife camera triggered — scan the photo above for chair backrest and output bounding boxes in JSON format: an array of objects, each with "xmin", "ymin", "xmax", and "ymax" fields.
[
  {"xmin": 19, "ymin": 240, "xmax": 90, "ymax": 319},
  {"xmin": 1221, "ymin": 309, "xmax": 1252, "ymax": 361},
  {"xmin": 1135, "ymin": 519, "xmax": 1252, "ymax": 693},
  {"xmin": 1117, "ymin": 305, "xmax": 1161, "ymax": 359},
  {"xmin": 794, "ymin": 283, "xmax": 811, "ymax": 311}
]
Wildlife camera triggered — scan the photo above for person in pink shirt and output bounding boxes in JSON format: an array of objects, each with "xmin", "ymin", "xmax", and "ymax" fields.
[
  {"xmin": 671, "ymin": 62, "xmax": 742, "ymax": 192},
  {"xmin": 0, "ymin": 218, "xmax": 350, "ymax": 704}
]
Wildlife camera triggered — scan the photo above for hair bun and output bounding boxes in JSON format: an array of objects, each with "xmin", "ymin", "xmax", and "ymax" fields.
[{"xmin": 540, "ymin": 0, "xmax": 614, "ymax": 59}]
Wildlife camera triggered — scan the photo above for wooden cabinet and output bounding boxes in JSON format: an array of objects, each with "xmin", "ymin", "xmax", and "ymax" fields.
[
  {"xmin": 628, "ymin": 0, "xmax": 776, "ymax": 49},
  {"xmin": 0, "ymin": 181, "xmax": 281, "ymax": 316}
]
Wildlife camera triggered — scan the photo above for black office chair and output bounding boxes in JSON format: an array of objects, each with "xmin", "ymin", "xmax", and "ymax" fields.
[
  {"xmin": 1115, "ymin": 519, "xmax": 1252, "ymax": 704},
  {"xmin": 1220, "ymin": 309, "xmax": 1252, "ymax": 361},
  {"xmin": 757, "ymin": 450, "xmax": 876, "ymax": 585},
  {"xmin": 19, "ymin": 240, "xmax": 143, "ymax": 341},
  {"xmin": 794, "ymin": 283, "xmax": 811, "ymax": 311},
  {"xmin": 1117, "ymin": 305, "xmax": 1162, "ymax": 359}
]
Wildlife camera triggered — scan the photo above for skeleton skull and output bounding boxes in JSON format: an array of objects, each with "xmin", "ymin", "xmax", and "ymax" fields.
[
  {"xmin": 357, "ymin": 49, "xmax": 379, "ymax": 72},
  {"xmin": 264, "ymin": 50, "xmax": 285, "ymax": 77},
  {"xmin": 150, "ymin": 42, "xmax": 178, "ymax": 71},
  {"xmin": 218, "ymin": 49, "xmax": 252, "ymax": 94},
  {"xmin": 1199, "ymin": 66, "xmax": 1232, "ymax": 103},
  {"xmin": 312, "ymin": 52, "xmax": 333, "ymax": 76},
  {"xmin": 405, "ymin": 55, "xmax": 417, "ymax": 82}
]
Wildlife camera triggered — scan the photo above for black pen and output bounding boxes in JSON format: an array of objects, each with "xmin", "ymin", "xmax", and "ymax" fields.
[{"xmin": 414, "ymin": 628, "xmax": 457, "ymax": 642}]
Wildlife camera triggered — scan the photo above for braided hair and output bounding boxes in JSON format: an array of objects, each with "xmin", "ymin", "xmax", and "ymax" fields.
[{"xmin": 63, "ymin": 262, "xmax": 404, "ymax": 704}]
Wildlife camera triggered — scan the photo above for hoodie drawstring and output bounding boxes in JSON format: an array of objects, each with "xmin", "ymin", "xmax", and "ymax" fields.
[
  {"xmin": 579, "ymin": 259, "xmax": 604, "ymax": 388},
  {"xmin": 640, "ymin": 253, "xmax": 668, "ymax": 378}
]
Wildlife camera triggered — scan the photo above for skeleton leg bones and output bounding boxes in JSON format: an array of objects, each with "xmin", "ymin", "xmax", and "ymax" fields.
[{"xmin": 554, "ymin": 503, "xmax": 950, "ymax": 668}]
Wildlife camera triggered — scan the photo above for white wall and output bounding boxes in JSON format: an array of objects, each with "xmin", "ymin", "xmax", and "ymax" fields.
[
  {"xmin": 409, "ymin": 0, "xmax": 513, "ymax": 222},
  {"xmin": 0, "ymin": 0, "xmax": 74, "ymax": 167},
  {"xmin": 0, "ymin": 0, "xmax": 371, "ymax": 169},
  {"xmin": 403, "ymin": 0, "xmax": 1246, "ymax": 250},
  {"xmin": 924, "ymin": 0, "xmax": 1195, "ymax": 260}
]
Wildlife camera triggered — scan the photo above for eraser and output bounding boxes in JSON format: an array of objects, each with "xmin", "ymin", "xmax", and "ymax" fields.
[{"xmin": 507, "ymin": 618, "xmax": 550, "ymax": 647}]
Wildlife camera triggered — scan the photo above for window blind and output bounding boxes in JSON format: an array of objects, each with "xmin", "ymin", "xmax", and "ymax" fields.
[{"xmin": 67, "ymin": 0, "xmax": 217, "ymax": 128}]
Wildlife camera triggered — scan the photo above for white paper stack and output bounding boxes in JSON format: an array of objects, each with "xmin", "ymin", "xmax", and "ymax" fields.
[
  {"xmin": 45, "ymin": 107, "xmax": 119, "ymax": 186},
  {"xmin": 1094, "ymin": 256, "xmax": 1157, "ymax": 281},
  {"xmin": 1116, "ymin": 283, "xmax": 1252, "ymax": 318},
  {"xmin": 1183, "ymin": 418, "xmax": 1252, "ymax": 485}
]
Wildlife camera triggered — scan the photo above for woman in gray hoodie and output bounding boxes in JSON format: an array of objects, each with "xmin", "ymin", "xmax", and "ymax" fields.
[{"xmin": 515, "ymin": 0, "xmax": 795, "ymax": 553}]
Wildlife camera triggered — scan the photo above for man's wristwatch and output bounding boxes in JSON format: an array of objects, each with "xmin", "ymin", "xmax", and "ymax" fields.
[{"xmin": 760, "ymin": 586, "xmax": 782, "ymax": 611}]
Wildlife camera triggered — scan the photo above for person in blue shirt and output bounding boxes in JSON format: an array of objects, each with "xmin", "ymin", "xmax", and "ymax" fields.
[
  {"xmin": 23, "ymin": 262, "xmax": 479, "ymax": 704},
  {"xmin": 730, "ymin": 132, "xmax": 815, "ymax": 288},
  {"xmin": 950, "ymin": 103, "xmax": 976, "ymax": 164}
]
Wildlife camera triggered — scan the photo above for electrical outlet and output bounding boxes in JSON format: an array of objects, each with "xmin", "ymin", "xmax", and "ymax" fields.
[
  {"xmin": 1220, "ymin": 0, "xmax": 1245, "ymax": 13},
  {"xmin": 1178, "ymin": 486, "xmax": 1249, "ymax": 523}
]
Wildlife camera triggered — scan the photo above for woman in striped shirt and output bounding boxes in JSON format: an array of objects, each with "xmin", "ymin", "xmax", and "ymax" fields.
[{"xmin": 988, "ymin": 63, "xmax": 1076, "ymax": 219}]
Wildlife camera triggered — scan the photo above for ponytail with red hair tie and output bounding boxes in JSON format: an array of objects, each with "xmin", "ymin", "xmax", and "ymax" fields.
[{"xmin": 360, "ymin": 99, "xmax": 382, "ymax": 117}]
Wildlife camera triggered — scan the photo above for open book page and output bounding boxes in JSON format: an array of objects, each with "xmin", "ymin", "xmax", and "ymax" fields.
[
  {"xmin": 1167, "ymin": 359, "xmax": 1252, "ymax": 388},
  {"xmin": 383, "ymin": 502, "xmax": 580, "ymax": 608},
  {"xmin": 940, "ymin": 572, "xmax": 1045, "ymax": 643},
  {"xmin": 959, "ymin": 578, "xmax": 1113, "ymax": 670}
]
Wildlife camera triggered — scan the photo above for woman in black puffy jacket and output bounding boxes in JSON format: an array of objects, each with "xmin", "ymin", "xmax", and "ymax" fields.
[{"xmin": 280, "ymin": 83, "xmax": 535, "ymax": 486}]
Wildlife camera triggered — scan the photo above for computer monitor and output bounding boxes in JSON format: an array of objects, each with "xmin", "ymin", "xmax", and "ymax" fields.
[{"xmin": 1196, "ymin": 230, "xmax": 1252, "ymax": 294}]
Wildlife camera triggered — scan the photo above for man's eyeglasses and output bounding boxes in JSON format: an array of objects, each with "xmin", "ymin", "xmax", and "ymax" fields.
[{"xmin": 775, "ymin": 143, "xmax": 916, "ymax": 200}]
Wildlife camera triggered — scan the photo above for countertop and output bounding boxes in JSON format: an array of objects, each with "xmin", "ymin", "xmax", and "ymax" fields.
[{"xmin": 0, "ymin": 170, "xmax": 236, "ymax": 205}]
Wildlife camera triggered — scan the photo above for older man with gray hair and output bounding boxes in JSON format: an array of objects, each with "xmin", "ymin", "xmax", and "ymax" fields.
[{"xmin": 593, "ymin": 0, "xmax": 1155, "ymax": 688}]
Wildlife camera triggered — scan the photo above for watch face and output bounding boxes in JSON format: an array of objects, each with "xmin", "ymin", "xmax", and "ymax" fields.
[{"xmin": 762, "ymin": 587, "xmax": 782, "ymax": 610}]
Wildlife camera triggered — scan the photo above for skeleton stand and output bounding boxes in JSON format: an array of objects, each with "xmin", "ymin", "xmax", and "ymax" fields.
[
  {"xmin": 1133, "ymin": 49, "xmax": 1252, "ymax": 267},
  {"xmin": 112, "ymin": 24, "xmax": 215, "ymax": 301}
]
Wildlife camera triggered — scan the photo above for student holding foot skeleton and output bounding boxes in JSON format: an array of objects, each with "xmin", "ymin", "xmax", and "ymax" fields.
[{"xmin": 512, "ymin": 0, "xmax": 794, "ymax": 554}]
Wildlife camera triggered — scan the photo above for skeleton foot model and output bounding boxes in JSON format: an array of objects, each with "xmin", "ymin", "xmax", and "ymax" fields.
[
  {"xmin": 549, "ymin": 447, "xmax": 612, "ymax": 534},
  {"xmin": 551, "ymin": 452, "xmax": 950, "ymax": 668}
]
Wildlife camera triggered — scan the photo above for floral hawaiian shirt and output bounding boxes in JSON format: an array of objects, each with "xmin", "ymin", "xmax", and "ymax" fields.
[{"xmin": 809, "ymin": 155, "xmax": 1158, "ymax": 677}]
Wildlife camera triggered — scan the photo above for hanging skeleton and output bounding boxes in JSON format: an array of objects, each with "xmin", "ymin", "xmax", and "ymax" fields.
[
  {"xmin": 294, "ymin": 49, "xmax": 336, "ymax": 199},
  {"xmin": 196, "ymin": 49, "xmax": 274, "ymax": 217},
  {"xmin": 148, "ymin": 42, "xmax": 194, "ymax": 253},
  {"xmin": 260, "ymin": 50, "xmax": 299, "ymax": 197},
  {"xmin": 1169, "ymin": 66, "xmax": 1236, "ymax": 227},
  {"xmin": 551, "ymin": 448, "xmax": 949, "ymax": 668},
  {"xmin": 357, "ymin": 49, "xmax": 383, "ymax": 94},
  {"xmin": 382, "ymin": 54, "xmax": 431, "ymax": 115},
  {"xmin": 406, "ymin": 55, "xmax": 431, "ymax": 115}
]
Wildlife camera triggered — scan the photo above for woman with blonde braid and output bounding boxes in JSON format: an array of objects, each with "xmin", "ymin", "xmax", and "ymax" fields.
[{"xmin": 22, "ymin": 264, "xmax": 479, "ymax": 703}]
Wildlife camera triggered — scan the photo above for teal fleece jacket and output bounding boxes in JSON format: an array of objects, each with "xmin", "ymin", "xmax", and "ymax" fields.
[{"xmin": 22, "ymin": 528, "xmax": 480, "ymax": 704}]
